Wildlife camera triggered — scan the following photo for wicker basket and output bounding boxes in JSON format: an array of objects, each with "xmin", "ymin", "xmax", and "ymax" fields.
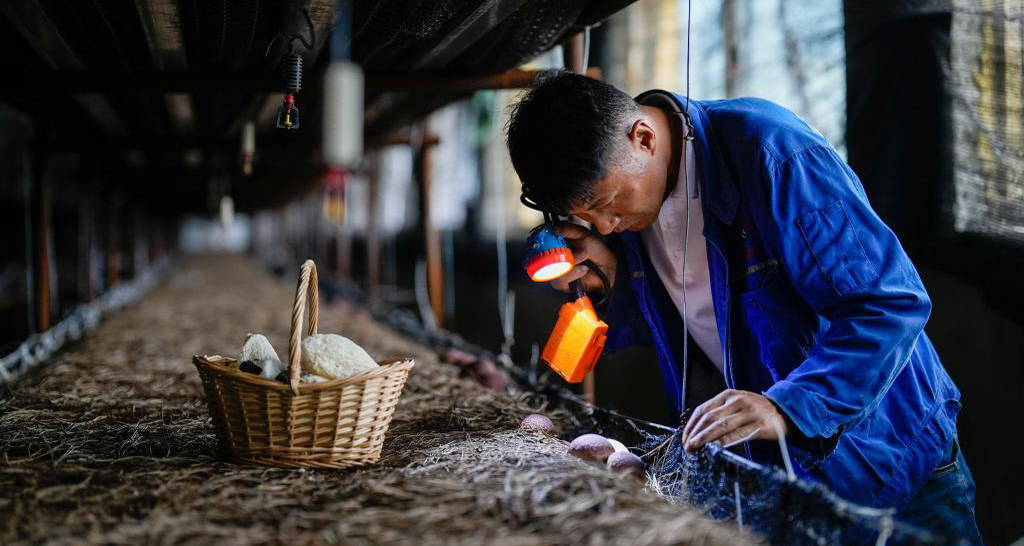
[{"xmin": 193, "ymin": 260, "xmax": 414, "ymax": 469}]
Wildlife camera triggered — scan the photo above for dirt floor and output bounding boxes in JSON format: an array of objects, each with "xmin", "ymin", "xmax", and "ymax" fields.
[{"xmin": 0, "ymin": 254, "xmax": 756, "ymax": 546}]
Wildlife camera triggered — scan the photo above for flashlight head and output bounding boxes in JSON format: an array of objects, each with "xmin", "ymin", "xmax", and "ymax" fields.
[{"xmin": 524, "ymin": 225, "xmax": 574, "ymax": 282}]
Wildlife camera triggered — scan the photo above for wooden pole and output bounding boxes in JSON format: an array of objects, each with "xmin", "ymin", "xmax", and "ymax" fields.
[
  {"xmin": 562, "ymin": 32, "xmax": 586, "ymax": 73},
  {"xmin": 336, "ymin": 225, "xmax": 352, "ymax": 278},
  {"xmin": 134, "ymin": 210, "xmax": 148, "ymax": 276},
  {"xmin": 722, "ymin": 0, "xmax": 739, "ymax": 98},
  {"xmin": 107, "ymin": 197, "xmax": 120, "ymax": 287},
  {"xmin": 31, "ymin": 158, "xmax": 52, "ymax": 332},
  {"xmin": 418, "ymin": 124, "xmax": 444, "ymax": 328},
  {"xmin": 78, "ymin": 192, "xmax": 94, "ymax": 302},
  {"xmin": 562, "ymin": 30, "xmax": 597, "ymax": 405},
  {"xmin": 367, "ymin": 157, "xmax": 381, "ymax": 301},
  {"xmin": 365, "ymin": 68, "xmax": 601, "ymax": 93}
]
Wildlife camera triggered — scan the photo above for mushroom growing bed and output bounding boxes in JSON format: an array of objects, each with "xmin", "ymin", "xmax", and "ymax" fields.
[{"xmin": 0, "ymin": 255, "xmax": 754, "ymax": 546}]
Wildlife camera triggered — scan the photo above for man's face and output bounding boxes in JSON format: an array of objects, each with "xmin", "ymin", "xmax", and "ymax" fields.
[{"xmin": 567, "ymin": 112, "xmax": 671, "ymax": 235}]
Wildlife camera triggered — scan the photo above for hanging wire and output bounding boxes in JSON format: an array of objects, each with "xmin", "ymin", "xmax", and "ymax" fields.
[
  {"xmin": 678, "ymin": 0, "xmax": 694, "ymax": 419},
  {"xmin": 443, "ymin": 230, "xmax": 456, "ymax": 322},
  {"xmin": 501, "ymin": 291, "xmax": 516, "ymax": 362},
  {"xmin": 734, "ymin": 480, "xmax": 744, "ymax": 531},
  {"xmin": 685, "ymin": 0, "xmax": 692, "ymax": 116},
  {"xmin": 415, "ymin": 258, "xmax": 437, "ymax": 332},
  {"xmin": 773, "ymin": 418, "xmax": 797, "ymax": 481},
  {"xmin": 264, "ymin": 8, "xmax": 316, "ymax": 57},
  {"xmin": 875, "ymin": 516, "xmax": 893, "ymax": 546},
  {"xmin": 495, "ymin": 101, "xmax": 515, "ymax": 364},
  {"xmin": 581, "ymin": 26, "xmax": 592, "ymax": 71}
]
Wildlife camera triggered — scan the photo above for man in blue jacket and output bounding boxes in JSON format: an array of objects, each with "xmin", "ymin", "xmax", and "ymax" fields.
[{"xmin": 505, "ymin": 71, "xmax": 981, "ymax": 542}]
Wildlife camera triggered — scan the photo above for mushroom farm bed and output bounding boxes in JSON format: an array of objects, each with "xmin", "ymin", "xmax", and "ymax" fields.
[{"xmin": 1, "ymin": 255, "xmax": 940, "ymax": 546}]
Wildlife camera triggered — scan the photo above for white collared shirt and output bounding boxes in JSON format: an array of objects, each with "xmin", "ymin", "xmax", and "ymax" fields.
[{"xmin": 639, "ymin": 113, "xmax": 724, "ymax": 372}]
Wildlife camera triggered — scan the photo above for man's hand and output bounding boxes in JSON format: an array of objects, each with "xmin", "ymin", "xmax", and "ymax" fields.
[
  {"xmin": 681, "ymin": 389, "xmax": 789, "ymax": 451},
  {"xmin": 548, "ymin": 221, "xmax": 617, "ymax": 295}
]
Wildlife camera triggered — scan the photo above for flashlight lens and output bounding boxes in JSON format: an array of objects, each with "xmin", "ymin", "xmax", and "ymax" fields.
[{"xmin": 532, "ymin": 261, "xmax": 573, "ymax": 281}]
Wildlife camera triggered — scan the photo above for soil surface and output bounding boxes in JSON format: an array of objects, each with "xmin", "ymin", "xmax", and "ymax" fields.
[{"xmin": 0, "ymin": 254, "xmax": 755, "ymax": 546}]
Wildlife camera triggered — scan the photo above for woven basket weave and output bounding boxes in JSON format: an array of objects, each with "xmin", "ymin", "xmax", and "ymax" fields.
[{"xmin": 193, "ymin": 260, "xmax": 414, "ymax": 469}]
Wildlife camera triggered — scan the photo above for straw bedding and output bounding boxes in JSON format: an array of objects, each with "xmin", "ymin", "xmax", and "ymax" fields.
[{"xmin": 0, "ymin": 255, "xmax": 756, "ymax": 546}]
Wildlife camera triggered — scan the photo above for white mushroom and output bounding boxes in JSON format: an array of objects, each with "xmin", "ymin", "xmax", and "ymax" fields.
[
  {"xmin": 300, "ymin": 371, "xmax": 329, "ymax": 383},
  {"xmin": 240, "ymin": 333, "xmax": 281, "ymax": 363},
  {"xmin": 238, "ymin": 358, "xmax": 284, "ymax": 380},
  {"xmin": 272, "ymin": 370, "xmax": 331, "ymax": 384},
  {"xmin": 568, "ymin": 434, "xmax": 615, "ymax": 463},
  {"xmin": 607, "ymin": 451, "xmax": 645, "ymax": 478},
  {"xmin": 520, "ymin": 414, "xmax": 556, "ymax": 435},
  {"xmin": 607, "ymin": 438, "xmax": 629, "ymax": 454},
  {"xmin": 256, "ymin": 358, "xmax": 285, "ymax": 379},
  {"xmin": 301, "ymin": 333, "xmax": 378, "ymax": 380}
]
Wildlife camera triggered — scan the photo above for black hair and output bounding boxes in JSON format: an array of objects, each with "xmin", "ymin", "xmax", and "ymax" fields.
[{"xmin": 505, "ymin": 70, "xmax": 642, "ymax": 216}]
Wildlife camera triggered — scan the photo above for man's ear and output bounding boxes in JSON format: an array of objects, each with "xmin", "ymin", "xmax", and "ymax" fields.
[{"xmin": 629, "ymin": 118, "xmax": 657, "ymax": 156}]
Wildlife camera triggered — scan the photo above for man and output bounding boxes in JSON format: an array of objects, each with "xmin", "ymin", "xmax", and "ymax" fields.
[{"xmin": 505, "ymin": 71, "xmax": 981, "ymax": 542}]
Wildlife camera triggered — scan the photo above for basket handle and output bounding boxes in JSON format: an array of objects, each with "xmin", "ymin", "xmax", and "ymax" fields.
[{"xmin": 288, "ymin": 259, "xmax": 319, "ymax": 393}]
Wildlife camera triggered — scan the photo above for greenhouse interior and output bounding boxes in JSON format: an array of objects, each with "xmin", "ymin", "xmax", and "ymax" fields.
[{"xmin": 1, "ymin": 0, "xmax": 1022, "ymax": 545}]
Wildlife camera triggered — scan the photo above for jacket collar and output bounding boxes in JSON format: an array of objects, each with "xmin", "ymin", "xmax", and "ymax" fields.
[{"xmin": 634, "ymin": 90, "xmax": 739, "ymax": 225}]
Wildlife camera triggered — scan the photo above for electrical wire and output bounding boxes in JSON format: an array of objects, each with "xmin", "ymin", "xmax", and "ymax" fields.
[
  {"xmin": 685, "ymin": 0, "xmax": 692, "ymax": 117},
  {"xmin": 415, "ymin": 258, "xmax": 437, "ymax": 332},
  {"xmin": 581, "ymin": 26, "xmax": 591, "ymax": 72},
  {"xmin": 494, "ymin": 99, "xmax": 514, "ymax": 361},
  {"xmin": 678, "ymin": 0, "xmax": 693, "ymax": 419}
]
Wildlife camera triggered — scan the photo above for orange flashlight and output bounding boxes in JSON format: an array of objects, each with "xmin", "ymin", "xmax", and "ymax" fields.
[{"xmin": 524, "ymin": 225, "xmax": 609, "ymax": 383}]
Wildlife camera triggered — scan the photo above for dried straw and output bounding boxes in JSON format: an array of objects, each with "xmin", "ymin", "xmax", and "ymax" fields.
[{"xmin": 0, "ymin": 255, "xmax": 757, "ymax": 546}]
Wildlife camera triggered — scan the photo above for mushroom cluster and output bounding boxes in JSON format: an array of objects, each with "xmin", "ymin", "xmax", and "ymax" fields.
[
  {"xmin": 236, "ymin": 332, "xmax": 379, "ymax": 384},
  {"xmin": 300, "ymin": 333, "xmax": 378, "ymax": 379},
  {"xmin": 569, "ymin": 433, "xmax": 645, "ymax": 478},
  {"xmin": 517, "ymin": 413, "xmax": 646, "ymax": 479}
]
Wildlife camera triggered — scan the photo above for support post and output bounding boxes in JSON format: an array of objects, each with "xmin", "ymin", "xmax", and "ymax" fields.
[
  {"xmin": 107, "ymin": 197, "xmax": 121, "ymax": 287},
  {"xmin": 563, "ymin": 30, "xmax": 597, "ymax": 405},
  {"xmin": 418, "ymin": 125, "xmax": 444, "ymax": 328},
  {"xmin": 722, "ymin": 0, "xmax": 740, "ymax": 98},
  {"xmin": 31, "ymin": 158, "xmax": 53, "ymax": 332},
  {"xmin": 562, "ymin": 32, "xmax": 586, "ymax": 73},
  {"xmin": 78, "ymin": 192, "xmax": 94, "ymax": 301},
  {"xmin": 367, "ymin": 156, "xmax": 381, "ymax": 301}
]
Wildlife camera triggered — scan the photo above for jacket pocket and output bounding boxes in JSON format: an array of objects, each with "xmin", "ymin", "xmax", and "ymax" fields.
[
  {"xmin": 740, "ymin": 272, "xmax": 818, "ymax": 381},
  {"xmin": 796, "ymin": 200, "xmax": 879, "ymax": 296}
]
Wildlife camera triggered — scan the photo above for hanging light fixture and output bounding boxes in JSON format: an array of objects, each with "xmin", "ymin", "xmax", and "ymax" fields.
[{"xmin": 240, "ymin": 121, "xmax": 255, "ymax": 175}]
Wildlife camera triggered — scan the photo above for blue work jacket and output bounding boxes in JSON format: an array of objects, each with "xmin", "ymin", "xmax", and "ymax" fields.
[{"xmin": 603, "ymin": 91, "xmax": 961, "ymax": 509}]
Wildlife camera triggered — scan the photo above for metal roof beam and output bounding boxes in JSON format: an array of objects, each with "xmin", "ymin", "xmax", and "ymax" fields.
[
  {"xmin": 0, "ymin": 0, "xmax": 128, "ymax": 137},
  {"xmin": 227, "ymin": 0, "xmax": 336, "ymax": 138},
  {"xmin": 33, "ymin": 135, "xmax": 320, "ymax": 153},
  {"xmin": 9, "ymin": 73, "xmax": 282, "ymax": 93},
  {"xmin": 413, "ymin": 0, "xmax": 531, "ymax": 71},
  {"xmin": 134, "ymin": 0, "xmax": 194, "ymax": 135}
]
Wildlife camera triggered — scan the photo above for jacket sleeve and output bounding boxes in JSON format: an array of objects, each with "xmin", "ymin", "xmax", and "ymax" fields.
[
  {"xmin": 602, "ymin": 239, "xmax": 652, "ymax": 353},
  {"xmin": 756, "ymin": 145, "xmax": 932, "ymax": 456}
]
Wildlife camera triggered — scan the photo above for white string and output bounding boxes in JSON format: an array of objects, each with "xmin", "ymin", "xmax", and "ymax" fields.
[
  {"xmin": 874, "ymin": 516, "xmax": 893, "ymax": 546},
  {"xmin": 723, "ymin": 426, "xmax": 762, "ymax": 449},
  {"xmin": 772, "ymin": 418, "xmax": 796, "ymax": 481},
  {"xmin": 680, "ymin": 143, "xmax": 691, "ymax": 413},
  {"xmin": 500, "ymin": 290, "xmax": 516, "ymax": 365},
  {"xmin": 678, "ymin": 0, "xmax": 694, "ymax": 417},
  {"xmin": 581, "ymin": 26, "xmax": 592, "ymax": 71},
  {"xmin": 734, "ymin": 480, "xmax": 744, "ymax": 531},
  {"xmin": 528, "ymin": 342, "xmax": 540, "ymax": 386},
  {"xmin": 493, "ymin": 96, "xmax": 513, "ymax": 360},
  {"xmin": 414, "ymin": 258, "xmax": 437, "ymax": 332}
]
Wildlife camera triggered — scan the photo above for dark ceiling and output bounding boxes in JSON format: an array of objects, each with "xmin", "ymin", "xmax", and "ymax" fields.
[{"xmin": 0, "ymin": 0, "xmax": 635, "ymax": 213}]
